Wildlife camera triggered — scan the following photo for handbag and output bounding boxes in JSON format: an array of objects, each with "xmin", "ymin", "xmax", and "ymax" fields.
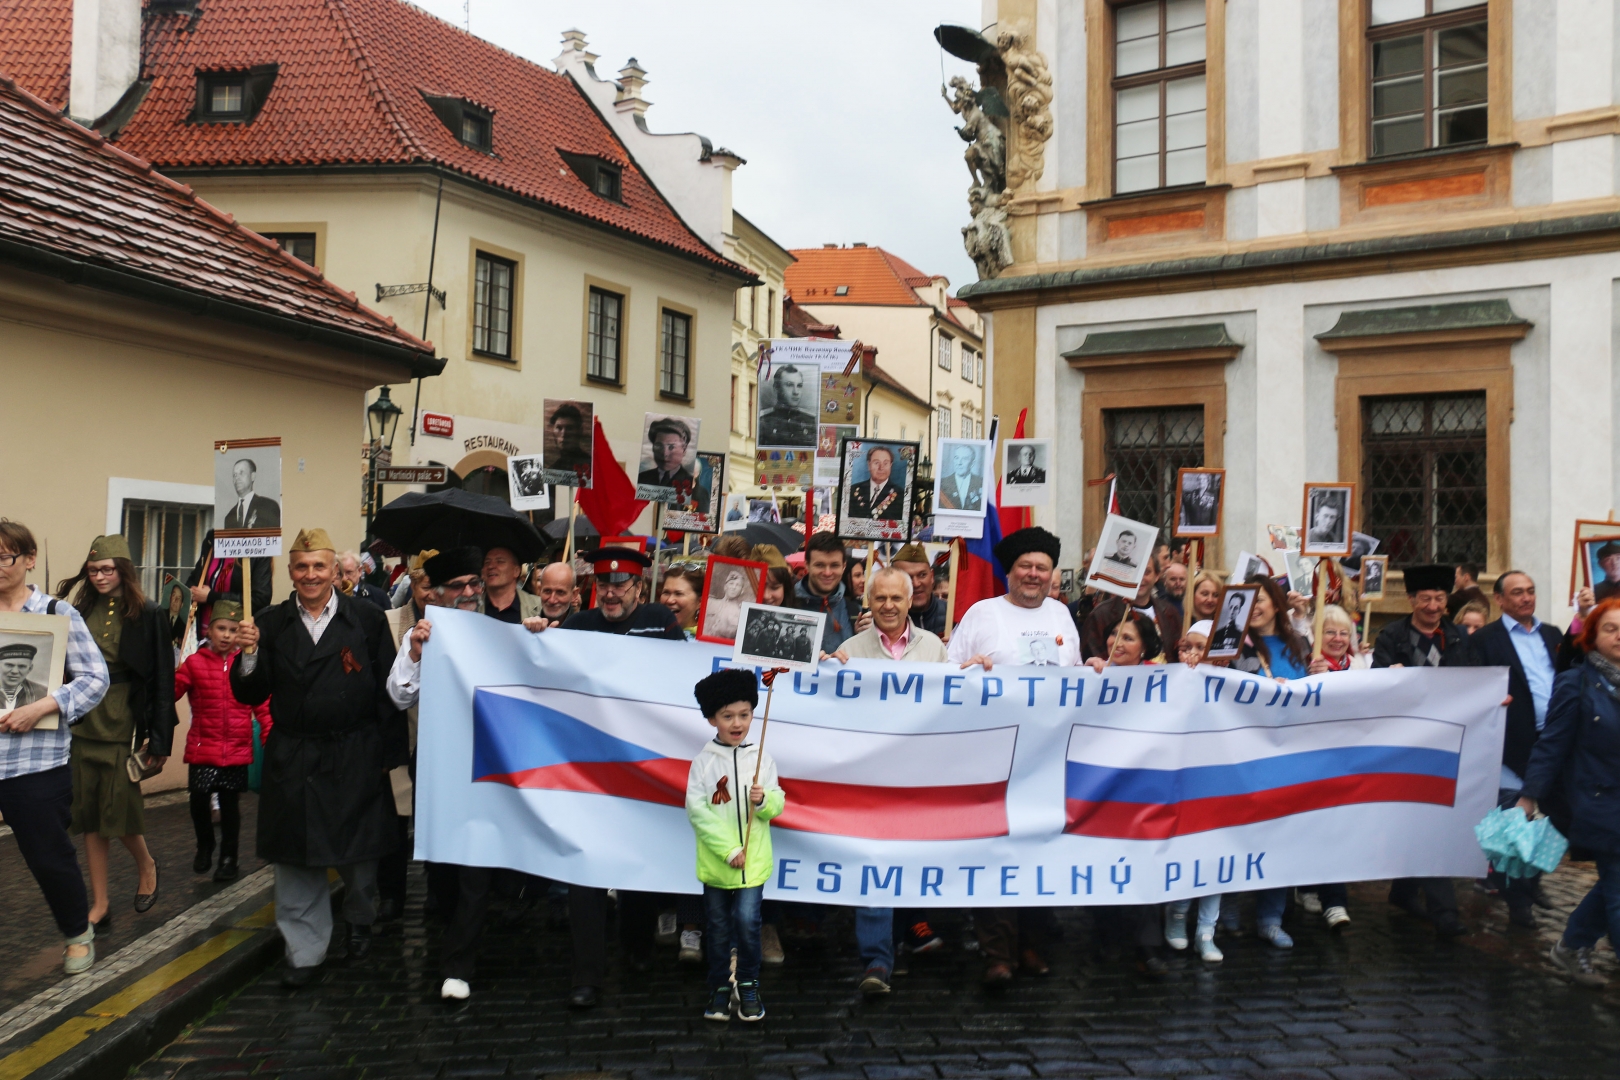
[{"xmin": 126, "ymin": 729, "xmax": 164, "ymax": 783}]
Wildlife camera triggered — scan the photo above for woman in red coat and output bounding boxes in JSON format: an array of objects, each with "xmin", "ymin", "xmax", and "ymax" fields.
[{"xmin": 174, "ymin": 601, "xmax": 270, "ymax": 881}]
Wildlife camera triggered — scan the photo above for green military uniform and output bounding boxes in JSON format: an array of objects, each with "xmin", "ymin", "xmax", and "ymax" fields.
[{"xmin": 72, "ymin": 571, "xmax": 141, "ymax": 838}]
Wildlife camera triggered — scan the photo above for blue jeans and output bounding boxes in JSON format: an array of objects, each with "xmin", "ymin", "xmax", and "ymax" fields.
[
  {"xmin": 1169, "ymin": 894, "xmax": 1220, "ymax": 930},
  {"xmin": 704, "ymin": 884, "xmax": 762, "ymax": 989},
  {"xmin": 856, "ymin": 907, "xmax": 894, "ymax": 973},
  {"xmin": 1562, "ymin": 853, "xmax": 1620, "ymax": 951},
  {"xmin": 1255, "ymin": 887, "xmax": 1288, "ymax": 929}
]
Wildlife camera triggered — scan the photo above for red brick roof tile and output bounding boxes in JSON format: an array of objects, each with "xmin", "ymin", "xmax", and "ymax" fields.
[
  {"xmin": 0, "ymin": 0, "xmax": 748, "ymax": 276},
  {"xmin": 786, "ymin": 245, "xmax": 943, "ymax": 307},
  {"xmin": 0, "ymin": 68, "xmax": 437, "ymax": 365}
]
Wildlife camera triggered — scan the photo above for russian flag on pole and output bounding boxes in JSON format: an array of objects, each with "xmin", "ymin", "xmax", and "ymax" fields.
[
  {"xmin": 473, "ymin": 686, "xmax": 1017, "ymax": 840},
  {"xmin": 1064, "ymin": 716, "xmax": 1465, "ymax": 840}
]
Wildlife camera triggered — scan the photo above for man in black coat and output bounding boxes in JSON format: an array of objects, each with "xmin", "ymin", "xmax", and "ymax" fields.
[
  {"xmin": 1464, "ymin": 570, "xmax": 1561, "ymax": 926},
  {"xmin": 1371, "ymin": 563, "xmax": 1469, "ymax": 936},
  {"xmin": 231, "ymin": 528, "xmax": 403, "ymax": 987}
]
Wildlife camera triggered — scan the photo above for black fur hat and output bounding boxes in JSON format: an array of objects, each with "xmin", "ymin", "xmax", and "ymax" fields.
[{"xmin": 694, "ymin": 667, "xmax": 760, "ymax": 718}]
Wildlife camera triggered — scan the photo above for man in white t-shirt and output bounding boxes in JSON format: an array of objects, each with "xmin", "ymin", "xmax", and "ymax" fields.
[{"xmin": 946, "ymin": 527, "xmax": 1073, "ymax": 986}]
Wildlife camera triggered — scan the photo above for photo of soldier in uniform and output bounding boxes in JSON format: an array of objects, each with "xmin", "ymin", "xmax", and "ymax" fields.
[
  {"xmin": 541, "ymin": 399, "xmax": 594, "ymax": 487},
  {"xmin": 1085, "ymin": 513, "xmax": 1159, "ymax": 599},
  {"xmin": 933, "ymin": 438, "xmax": 991, "ymax": 516},
  {"xmin": 665, "ymin": 452, "xmax": 726, "ymax": 533},
  {"xmin": 756, "ymin": 363, "xmax": 820, "ymax": 449},
  {"xmin": 1302, "ymin": 483, "xmax": 1355, "ymax": 557},
  {"xmin": 635, "ymin": 413, "xmax": 703, "ymax": 505},
  {"xmin": 506, "ymin": 454, "xmax": 550, "ymax": 512},
  {"xmin": 836, "ymin": 439, "xmax": 917, "ymax": 542},
  {"xmin": 1001, "ymin": 438, "xmax": 1051, "ymax": 508},
  {"xmin": 734, "ymin": 603, "xmax": 826, "ymax": 674},
  {"xmin": 1175, "ymin": 468, "xmax": 1224, "ymax": 537},
  {"xmin": 1360, "ymin": 555, "xmax": 1389, "ymax": 601},
  {"xmin": 1206, "ymin": 584, "xmax": 1259, "ymax": 660}
]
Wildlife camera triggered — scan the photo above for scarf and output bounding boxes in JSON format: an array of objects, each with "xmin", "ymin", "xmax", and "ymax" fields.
[{"xmin": 1587, "ymin": 652, "xmax": 1620, "ymax": 703}]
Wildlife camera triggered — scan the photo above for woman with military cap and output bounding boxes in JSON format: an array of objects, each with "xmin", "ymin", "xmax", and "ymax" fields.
[{"xmin": 56, "ymin": 534, "xmax": 177, "ymax": 925}]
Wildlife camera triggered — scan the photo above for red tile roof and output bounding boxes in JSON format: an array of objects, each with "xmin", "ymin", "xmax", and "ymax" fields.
[
  {"xmin": 0, "ymin": 68, "xmax": 438, "ymax": 368},
  {"xmin": 0, "ymin": 0, "xmax": 748, "ymax": 277},
  {"xmin": 781, "ymin": 296, "xmax": 838, "ymax": 338},
  {"xmin": 785, "ymin": 245, "xmax": 936, "ymax": 306}
]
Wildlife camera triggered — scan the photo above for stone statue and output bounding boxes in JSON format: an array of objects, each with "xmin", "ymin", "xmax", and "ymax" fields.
[
  {"xmin": 962, "ymin": 185, "xmax": 1013, "ymax": 280},
  {"xmin": 943, "ymin": 76, "xmax": 1005, "ymax": 194},
  {"xmin": 997, "ymin": 29, "xmax": 1054, "ymax": 193}
]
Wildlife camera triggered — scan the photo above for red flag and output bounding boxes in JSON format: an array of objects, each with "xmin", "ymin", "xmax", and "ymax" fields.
[
  {"xmin": 996, "ymin": 408, "xmax": 1032, "ymax": 537},
  {"xmin": 575, "ymin": 418, "xmax": 647, "ymax": 540}
]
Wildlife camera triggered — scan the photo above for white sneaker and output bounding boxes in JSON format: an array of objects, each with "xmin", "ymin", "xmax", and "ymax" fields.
[
  {"xmin": 656, "ymin": 911, "xmax": 678, "ymax": 945},
  {"xmin": 1195, "ymin": 930, "xmax": 1223, "ymax": 964},
  {"xmin": 1324, "ymin": 906, "xmax": 1351, "ymax": 930},
  {"xmin": 1163, "ymin": 908, "xmax": 1189, "ymax": 950},
  {"xmin": 678, "ymin": 929, "xmax": 703, "ymax": 963},
  {"xmin": 440, "ymin": 978, "xmax": 470, "ymax": 1000},
  {"xmin": 1298, "ymin": 890, "xmax": 1322, "ymax": 915}
]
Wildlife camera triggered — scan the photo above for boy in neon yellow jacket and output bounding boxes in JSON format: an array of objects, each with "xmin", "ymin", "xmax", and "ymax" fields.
[{"xmin": 687, "ymin": 668, "xmax": 784, "ymax": 1023}]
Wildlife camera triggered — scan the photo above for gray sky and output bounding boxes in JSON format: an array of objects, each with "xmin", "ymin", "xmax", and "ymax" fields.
[{"xmin": 410, "ymin": 0, "xmax": 986, "ymax": 289}]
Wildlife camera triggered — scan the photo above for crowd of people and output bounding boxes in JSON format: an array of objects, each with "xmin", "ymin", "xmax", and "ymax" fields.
[{"xmin": 4, "ymin": 511, "xmax": 1620, "ymax": 1020}]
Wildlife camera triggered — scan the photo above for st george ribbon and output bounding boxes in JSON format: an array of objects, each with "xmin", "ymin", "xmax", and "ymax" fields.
[{"xmin": 416, "ymin": 609, "xmax": 1505, "ymax": 907}]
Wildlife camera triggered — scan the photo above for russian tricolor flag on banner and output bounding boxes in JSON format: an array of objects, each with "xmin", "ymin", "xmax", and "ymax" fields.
[
  {"xmin": 472, "ymin": 686, "xmax": 1017, "ymax": 841},
  {"xmin": 1063, "ymin": 716, "xmax": 1465, "ymax": 840}
]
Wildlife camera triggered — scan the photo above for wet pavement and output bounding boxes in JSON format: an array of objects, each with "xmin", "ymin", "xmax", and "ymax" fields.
[{"xmin": 116, "ymin": 859, "xmax": 1618, "ymax": 1080}]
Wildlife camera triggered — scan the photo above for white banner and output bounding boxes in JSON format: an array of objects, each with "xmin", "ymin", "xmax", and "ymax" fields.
[{"xmin": 416, "ymin": 610, "xmax": 1505, "ymax": 907}]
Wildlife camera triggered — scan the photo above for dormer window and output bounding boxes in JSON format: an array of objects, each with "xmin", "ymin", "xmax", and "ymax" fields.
[
  {"xmin": 193, "ymin": 65, "xmax": 277, "ymax": 123},
  {"xmin": 421, "ymin": 92, "xmax": 494, "ymax": 153},
  {"xmin": 559, "ymin": 152, "xmax": 624, "ymax": 203}
]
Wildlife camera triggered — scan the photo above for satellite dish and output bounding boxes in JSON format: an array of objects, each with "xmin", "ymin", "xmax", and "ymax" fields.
[{"xmin": 934, "ymin": 24, "xmax": 1000, "ymax": 66}]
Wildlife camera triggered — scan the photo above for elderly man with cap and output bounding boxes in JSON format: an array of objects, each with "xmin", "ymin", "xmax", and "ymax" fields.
[
  {"xmin": 891, "ymin": 543, "xmax": 947, "ymax": 636},
  {"xmin": 1371, "ymin": 562, "xmax": 1470, "ymax": 937},
  {"xmin": 561, "ymin": 548, "xmax": 685, "ymax": 639},
  {"xmin": 948, "ymin": 527, "xmax": 1077, "ymax": 984},
  {"xmin": 232, "ymin": 528, "xmax": 406, "ymax": 987}
]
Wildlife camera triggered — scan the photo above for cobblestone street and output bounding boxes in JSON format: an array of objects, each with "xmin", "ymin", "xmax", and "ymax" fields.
[{"xmin": 123, "ymin": 862, "xmax": 1619, "ymax": 1080}]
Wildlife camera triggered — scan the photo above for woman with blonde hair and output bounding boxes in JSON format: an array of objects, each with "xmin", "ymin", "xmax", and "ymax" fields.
[
  {"xmin": 1307, "ymin": 604, "xmax": 1370, "ymax": 673},
  {"xmin": 1187, "ymin": 569, "xmax": 1225, "ymax": 625}
]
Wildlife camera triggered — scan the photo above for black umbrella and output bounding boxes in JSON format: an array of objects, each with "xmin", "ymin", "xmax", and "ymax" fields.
[
  {"xmin": 735, "ymin": 522, "xmax": 803, "ymax": 555},
  {"xmin": 373, "ymin": 489, "xmax": 546, "ymax": 562},
  {"xmin": 542, "ymin": 515, "xmax": 600, "ymax": 541}
]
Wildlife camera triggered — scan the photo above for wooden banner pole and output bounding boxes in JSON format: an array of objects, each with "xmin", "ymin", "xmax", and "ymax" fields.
[
  {"xmin": 1310, "ymin": 558, "xmax": 1330, "ymax": 661},
  {"xmin": 242, "ymin": 555, "xmax": 253, "ymax": 624},
  {"xmin": 1182, "ymin": 543, "xmax": 1200, "ymax": 643},
  {"xmin": 740, "ymin": 670, "xmax": 786, "ymax": 865},
  {"xmin": 648, "ymin": 502, "xmax": 664, "ymax": 603},
  {"xmin": 563, "ymin": 494, "xmax": 580, "ymax": 564},
  {"xmin": 943, "ymin": 539, "xmax": 962, "ymax": 642}
]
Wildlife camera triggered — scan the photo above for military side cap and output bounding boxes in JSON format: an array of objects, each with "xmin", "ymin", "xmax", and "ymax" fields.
[
  {"xmin": 580, "ymin": 546, "xmax": 651, "ymax": 583},
  {"xmin": 88, "ymin": 534, "xmax": 131, "ymax": 562},
  {"xmin": 211, "ymin": 599, "xmax": 244, "ymax": 621},
  {"xmin": 892, "ymin": 543, "xmax": 930, "ymax": 565},
  {"xmin": 1403, "ymin": 563, "xmax": 1455, "ymax": 594},
  {"xmin": 291, "ymin": 528, "xmax": 335, "ymax": 553},
  {"xmin": 0, "ymin": 642, "xmax": 38, "ymax": 661}
]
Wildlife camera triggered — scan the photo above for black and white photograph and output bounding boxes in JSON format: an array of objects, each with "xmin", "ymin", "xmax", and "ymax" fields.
[
  {"xmin": 836, "ymin": 439, "xmax": 917, "ymax": 542},
  {"xmin": 1283, "ymin": 549, "xmax": 1314, "ymax": 598},
  {"xmin": 1085, "ymin": 513, "xmax": 1159, "ymax": 599},
  {"xmin": 1206, "ymin": 584, "xmax": 1259, "ymax": 660},
  {"xmin": 733, "ymin": 603, "xmax": 826, "ymax": 674},
  {"xmin": 665, "ymin": 452, "xmax": 725, "ymax": 533},
  {"xmin": 213, "ymin": 436, "xmax": 282, "ymax": 556},
  {"xmin": 932, "ymin": 437, "xmax": 992, "ymax": 517},
  {"xmin": 697, "ymin": 556, "xmax": 766, "ymax": 645},
  {"xmin": 635, "ymin": 412, "xmax": 703, "ymax": 505},
  {"xmin": 756, "ymin": 362, "xmax": 821, "ymax": 449},
  {"xmin": 1174, "ymin": 467, "xmax": 1225, "ymax": 537},
  {"xmin": 1302, "ymin": 482, "xmax": 1356, "ymax": 558},
  {"xmin": 0, "ymin": 611, "xmax": 69, "ymax": 728},
  {"xmin": 541, "ymin": 399, "xmax": 594, "ymax": 487},
  {"xmin": 1350, "ymin": 531, "xmax": 1380, "ymax": 560},
  {"xmin": 1231, "ymin": 550, "xmax": 1274, "ymax": 583},
  {"xmin": 1001, "ymin": 438, "xmax": 1052, "ymax": 507},
  {"xmin": 1360, "ymin": 555, "xmax": 1389, "ymax": 602},
  {"xmin": 506, "ymin": 454, "xmax": 550, "ymax": 512},
  {"xmin": 1060, "ymin": 568, "xmax": 1076, "ymax": 597}
]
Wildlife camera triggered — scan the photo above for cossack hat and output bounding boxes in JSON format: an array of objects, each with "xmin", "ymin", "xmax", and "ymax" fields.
[
  {"xmin": 290, "ymin": 528, "xmax": 335, "ymax": 554},
  {"xmin": 693, "ymin": 667, "xmax": 759, "ymax": 718},
  {"xmin": 210, "ymin": 600, "xmax": 244, "ymax": 622},
  {"xmin": 0, "ymin": 642, "xmax": 38, "ymax": 661},
  {"xmin": 992, "ymin": 527, "xmax": 1062, "ymax": 575},
  {"xmin": 1403, "ymin": 563, "xmax": 1455, "ymax": 595},
  {"xmin": 87, "ymin": 535, "xmax": 131, "ymax": 562},
  {"xmin": 423, "ymin": 547, "xmax": 483, "ymax": 588},
  {"xmin": 580, "ymin": 546, "xmax": 651, "ymax": 583}
]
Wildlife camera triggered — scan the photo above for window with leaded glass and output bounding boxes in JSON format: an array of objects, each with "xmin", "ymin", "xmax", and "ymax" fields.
[
  {"xmin": 473, "ymin": 252, "xmax": 514, "ymax": 359},
  {"xmin": 1103, "ymin": 405, "xmax": 1204, "ymax": 542},
  {"xmin": 1360, "ymin": 392, "xmax": 1486, "ymax": 567},
  {"xmin": 1113, "ymin": 0, "xmax": 1207, "ymax": 194},
  {"xmin": 587, "ymin": 287, "xmax": 622, "ymax": 383},
  {"xmin": 660, "ymin": 309, "xmax": 691, "ymax": 399},
  {"xmin": 1368, "ymin": 1, "xmax": 1488, "ymax": 157}
]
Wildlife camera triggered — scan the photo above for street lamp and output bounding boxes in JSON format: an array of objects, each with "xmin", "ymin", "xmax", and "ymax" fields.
[{"xmin": 365, "ymin": 386, "xmax": 404, "ymax": 542}]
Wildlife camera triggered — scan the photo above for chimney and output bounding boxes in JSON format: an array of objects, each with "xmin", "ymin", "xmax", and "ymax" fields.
[
  {"xmin": 70, "ymin": 0, "xmax": 141, "ymax": 124},
  {"xmin": 559, "ymin": 29, "xmax": 598, "ymax": 64},
  {"xmin": 615, "ymin": 59, "xmax": 650, "ymax": 118}
]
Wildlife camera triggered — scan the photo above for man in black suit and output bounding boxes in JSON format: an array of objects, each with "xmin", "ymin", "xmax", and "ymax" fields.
[
  {"xmin": 848, "ymin": 446, "xmax": 904, "ymax": 520},
  {"xmin": 938, "ymin": 443, "xmax": 983, "ymax": 511},
  {"xmin": 223, "ymin": 458, "xmax": 280, "ymax": 529},
  {"xmin": 1006, "ymin": 444, "xmax": 1045, "ymax": 485},
  {"xmin": 1464, "ymin": 570, "xmax": 1561, "ymax": 927},
  {"xmin": 637, "ymin": 418, "xmax": 696, "ymax": 500},
  {"xmin": 1180, "ymin": 474, "xmax": 1218, "ymax": 529}
]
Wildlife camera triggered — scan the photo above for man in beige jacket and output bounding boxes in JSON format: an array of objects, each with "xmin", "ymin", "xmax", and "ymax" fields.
[{"xmin": 827, "ymin": 566, "xmax": 947, "ymax": 664}]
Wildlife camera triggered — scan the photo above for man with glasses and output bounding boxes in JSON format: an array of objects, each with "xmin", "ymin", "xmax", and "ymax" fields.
[{"xmin": 560, "ymin": 548, "xmax": 683, "ymax": 639}]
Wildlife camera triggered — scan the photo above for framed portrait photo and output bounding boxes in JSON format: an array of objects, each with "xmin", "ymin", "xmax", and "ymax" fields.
[
  {"xmin": 636, "ymin": 412, "xmax": 703, "ymax": 505},
  {"xmin": 697, "ymin": 556, "xmax": 768, "ymax": 645},
  {"xmin": 1266, "ymin": 524, "xmax": 1299, "ymax": 552},
  {"xmin": 1206, "ymin": 584, "xmax": 1259, "ymax": 660},
  {"xmin": 1360, "ymin": 555, "xmax": 1390, "ymax": 602},
  {"xmin": 664, "ymin": 451, "xmax": 725, "ymax": 533},
  {"xmin": 756, "ymin": 360, "xmax": 821, "ymax": 450},
  {"xmin": 1001, "ymin": 438, "xmax": 1052, "ymax": 507},
  {"xmin": 836, "ymin": 439, "xmax": 918, "ymax": 542},
  {"xmin": 733, "ymin": 603, "xmax": 826, "ymax": 674},
  {"xmin": 213, "ymin": 436, "xmax": 282, "ymax": 557},
  {"xmin": 933, "ymin": 438, "xmax": 993, "ymax": 517},
  {"xmin": 1085, "ymin": 513, "xmax": 1160, "ymax": 600},
  {"xmin": 1582, "ymin": 536, "xmax": 1620, "ymax": 603},
  {"xmin": 0, "ymin": 611, "xmax": 70, "ymax": 730},
  {"xmin": 1174, "ymin": 468, "xmax": 1225, "ymax": 537},
  {"xmin": 1301, "ymin": 482, "xmax": 1355, "ymax": 558},
  {"xmin": 1570, "ymin": 520, "xmax": 1620, "ymax": 600},
  {"xmin": 1231, "ymin": 549, "xmax": 1274, "ymax": 584},
  {"xmin": 541, "ymin": 399, "xmax": 594, "ymax": 487},
  {"xmin": 506, "ymin": 453, "xmax": 550, "ymax": 511}
]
